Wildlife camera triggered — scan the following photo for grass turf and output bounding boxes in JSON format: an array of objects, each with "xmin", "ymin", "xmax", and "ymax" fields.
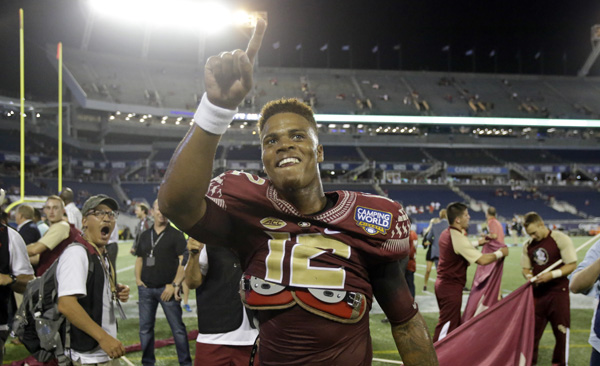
[{"xmin": 4, "ymin": 236, "xmax": 597, "ymax": 365}]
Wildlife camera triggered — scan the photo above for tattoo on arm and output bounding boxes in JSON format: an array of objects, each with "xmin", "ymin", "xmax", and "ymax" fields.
[{"xmin": 391, "ymin": 312, "xmax": 439, "ymax": 366}]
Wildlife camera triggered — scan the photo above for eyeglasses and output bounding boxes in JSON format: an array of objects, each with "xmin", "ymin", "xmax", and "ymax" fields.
[{"xmin": 86, "ymin": 210, "xmax": 119, "ymax": 220}]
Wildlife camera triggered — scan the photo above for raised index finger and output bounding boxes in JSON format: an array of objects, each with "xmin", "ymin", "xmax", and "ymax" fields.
[{"xmin": 246, "ymin": 17, "xmax": 267, "ymax": 64}]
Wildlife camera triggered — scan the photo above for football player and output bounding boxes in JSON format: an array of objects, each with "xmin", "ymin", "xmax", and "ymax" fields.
[{"xmin": 159, "ymin": 19, "xmax": 437, "ymax": 366}]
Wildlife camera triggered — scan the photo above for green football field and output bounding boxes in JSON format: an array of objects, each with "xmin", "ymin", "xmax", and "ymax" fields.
[{"xmin": 4, "ymin": 236, "xmax": 598, "ymax": 365}]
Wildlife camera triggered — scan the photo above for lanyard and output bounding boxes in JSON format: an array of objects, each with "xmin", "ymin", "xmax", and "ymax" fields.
[
  {"xmin": 150, "ymin": 229, "xmax": 165, "ymax": 257},
  {"xmin": 86, "ymin": 240, "xmax": 126, "ymax": 320}
]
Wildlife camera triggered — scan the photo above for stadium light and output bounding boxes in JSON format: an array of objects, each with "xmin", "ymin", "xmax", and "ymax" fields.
[
  {"xmin": 90, "ymin": 0, "xmax": 242, "ymax": 33},
  {"xmin": 311, "ymin": 114, "xmax": 600, "ymax": 128}
]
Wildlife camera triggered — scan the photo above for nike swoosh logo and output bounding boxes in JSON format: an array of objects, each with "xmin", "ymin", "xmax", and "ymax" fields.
[{"xmin": 324, "ymin": 228, "xmax": 341, "ymax": 235}]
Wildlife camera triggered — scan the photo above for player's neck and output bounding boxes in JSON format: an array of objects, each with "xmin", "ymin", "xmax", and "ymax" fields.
[
  {"xmin": 450, "ymin": 223, "xmax": 465, "ymax": 232},
  {"xmin": 278, "ymin": 186, "xmax": 328, "ymax": 215}
]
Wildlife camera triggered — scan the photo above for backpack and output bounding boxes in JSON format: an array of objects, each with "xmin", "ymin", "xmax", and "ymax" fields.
[{"xmin": 11, "ymin": 242, "xmax": 95, "ymax": 365}]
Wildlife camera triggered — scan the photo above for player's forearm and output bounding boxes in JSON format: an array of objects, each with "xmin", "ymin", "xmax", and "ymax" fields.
[
  {"xmin": 391, "ymin": 312, "xmax": 438, "ymax": 366},
  {"xmin": 184, "ymin": 254, "xmax": 204, "ymax": 289},
  {"xmin": 172, "ymin": 260, "xmax": 186, "ymax": 285},
  {"xmin": 476, "ymin": 253, "xmax": 497, "ymax": 265},
  {"xmin": 552, "ymin": 262, "xmax": 577, "ymax": 279},
  {"xmin": 12, "ymin": 274, "xmax": 34, "ymax": 294},
  {"xmin": 570, "ymin": 258, "xmax": 600, "ymax": 293},
  {"xmin": 27, "ymin": 242, "xmax": 47, "ymax": 256},
  {"xmin": 158, "ymin": 126, "xmax": 222, "ymax": 230}
]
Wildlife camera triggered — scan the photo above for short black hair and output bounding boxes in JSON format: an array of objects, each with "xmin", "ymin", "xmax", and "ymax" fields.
[
  {"xmin": 257, "ymin": 98, "xmax": 317, "ymax": 135},
  {"xmin": 446, "ymin": 202, "xmax": 468, "ymax": 225}
]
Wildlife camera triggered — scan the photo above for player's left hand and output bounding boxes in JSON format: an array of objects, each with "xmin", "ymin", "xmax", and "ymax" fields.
[
  {"xmin": 116, "ymin": 283, "xmax": 130, "ymax": 302},
  {"xmin": 161, "ymin": 284, "xmax": 176, "ymax": 301}
]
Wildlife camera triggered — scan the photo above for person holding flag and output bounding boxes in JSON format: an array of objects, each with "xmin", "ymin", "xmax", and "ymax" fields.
[
  {"xmin": 433, "ymin": 202, "xmax": 508, "ymax": 342},
  {"xmin": 462, "ymin": 206, "xmax": 507, "ymax": 322},
  {"xmin": 521, "ymin": 212, "xmax": 576, "ymax": 366}
]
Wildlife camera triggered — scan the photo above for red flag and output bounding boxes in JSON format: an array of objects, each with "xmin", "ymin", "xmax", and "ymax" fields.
[
  {"xmin": 435, "ymin": 283, "xmax": 535, "ymax": 366},
  {"xmin": 462, "ymin": 238, "xmax": 507, "ymax": 322}
]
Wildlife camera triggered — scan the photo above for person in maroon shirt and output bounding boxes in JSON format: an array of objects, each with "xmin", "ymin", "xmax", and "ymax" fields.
[
  {"xmin": 462, "ymin": 206, "xmax": 508, "ymax": 322},
  {"xmin": 521, "ymin": 212, "xmax": 577, "ymax": 366},
  {"xmin": 158, "ymin": 19, "xmax": 437, "ymax": 366},
  {"xmin": 433, "ymin": 202, "xmax": 509, "ymax": 342},
  {"xmin": 406, "ymin": 229, "xmax": 418, "ymax": 298}
]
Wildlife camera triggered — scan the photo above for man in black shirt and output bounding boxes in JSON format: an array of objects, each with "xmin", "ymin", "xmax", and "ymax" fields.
[{"xmin": 134, "ymin": 199, "xmax": 191, "ymax": 366}]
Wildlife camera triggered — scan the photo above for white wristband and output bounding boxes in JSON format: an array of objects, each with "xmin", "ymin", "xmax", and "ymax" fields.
[
  {"xmin": 194, "ymin": 93, "xmax": 238, "ymax": 135},
  {"xmin": 551, "ymin": 269, "xmax": 562, "ymax": 279},
  {"xmin": 493, "ymin": 250, "xmax": 503, "ymax": 259}
]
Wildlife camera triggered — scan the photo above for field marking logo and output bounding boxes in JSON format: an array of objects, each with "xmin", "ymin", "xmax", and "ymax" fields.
[
  {"xmin": 354, "ymin": 206, "xmax": 392, "ymax": 235},
  {"xmin": 260, "ymin": 217, "xmax": 287, "ymax": 230}
]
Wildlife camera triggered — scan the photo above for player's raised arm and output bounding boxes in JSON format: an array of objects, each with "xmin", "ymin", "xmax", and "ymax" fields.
[{"xmin": 158, "ymin": 19, "xmax": 267, "ymax": 230}]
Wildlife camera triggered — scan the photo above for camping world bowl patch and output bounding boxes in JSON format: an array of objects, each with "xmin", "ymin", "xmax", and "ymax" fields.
[{"xmin": 354, "ymin": 206, "xmax": 392, "ymax": 235}]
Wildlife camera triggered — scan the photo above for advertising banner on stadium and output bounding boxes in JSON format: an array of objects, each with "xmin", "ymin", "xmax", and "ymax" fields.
[
  {"xmin": 446, "ymin": 166, "xmax": 508, "ymax": 175},
  {"xmin": 377, "ymin": 163, "xmax": 430, "ymax": 171},
  {"xmin": 435, "ymin": 283, "xmax": 534, "ymax": 366},
  {"xmin": 524, "ymin": 165, "xmax": 570, "ymax": 173}
]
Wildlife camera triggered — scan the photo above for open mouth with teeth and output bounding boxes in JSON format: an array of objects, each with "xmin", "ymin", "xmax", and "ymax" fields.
[
  {"xmin": 277, "ymin": 157, "xmax": 300, "ymax": 168},
  {"xmin": 100, "ymin": 225, "xmax": 112, "ymax": 238}
]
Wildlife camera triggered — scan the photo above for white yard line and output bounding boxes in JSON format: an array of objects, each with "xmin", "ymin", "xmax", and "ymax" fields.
[{"xmin": 117, "ymin": 264, "xmax": 135, "ymax": 274}]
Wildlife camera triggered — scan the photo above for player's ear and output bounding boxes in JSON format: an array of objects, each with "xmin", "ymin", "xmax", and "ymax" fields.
[{"xmin": 317, "ymin": 144, "xmax": 324, "ymax": 163}]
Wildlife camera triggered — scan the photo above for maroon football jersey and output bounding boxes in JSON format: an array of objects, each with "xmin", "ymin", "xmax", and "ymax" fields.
[
  {"xmin": 189, "ymin": 170, "xmax": 411, "ymax": 303},
  {"xmin": 436, "ymin": 227, "xmax": 470, "ymax": 287},
  {"xmin": 526, "ymin": 231, "xmax": 569, "ymax": 293}
]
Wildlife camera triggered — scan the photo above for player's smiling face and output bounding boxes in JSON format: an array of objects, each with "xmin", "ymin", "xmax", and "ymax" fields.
[{"xmin": 261, "ymin": 112, "xmax": 324, "ymax": 192}]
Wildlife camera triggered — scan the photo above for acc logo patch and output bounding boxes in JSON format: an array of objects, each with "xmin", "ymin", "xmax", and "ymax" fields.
[
  {"xmin": 260, "ymin": 217, "xmax": 287, "ymax": 230},
  {"xmin": 533, "ymin": 248, "xmax": 549, "ymax": 266},
  {"xmin": 354, "ymin": 206, "xmax": 392, "ymax": 235}
]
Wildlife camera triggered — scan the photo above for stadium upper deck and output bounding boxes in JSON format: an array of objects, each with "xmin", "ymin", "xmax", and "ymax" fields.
[{"xmin": 55, "ymin": 46, "xmax": 600, "ymax": 120}]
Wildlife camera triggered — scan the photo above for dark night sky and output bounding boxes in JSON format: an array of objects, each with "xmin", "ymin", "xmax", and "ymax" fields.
[{"xmin": 1, "ymin": 0, "xmax": 599, "ymax": 101}]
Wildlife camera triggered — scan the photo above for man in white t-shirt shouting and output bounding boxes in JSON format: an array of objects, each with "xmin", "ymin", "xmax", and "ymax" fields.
[{"xmin": 56, "ymin": 194, "xmax": 130, "ymax": 365}]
